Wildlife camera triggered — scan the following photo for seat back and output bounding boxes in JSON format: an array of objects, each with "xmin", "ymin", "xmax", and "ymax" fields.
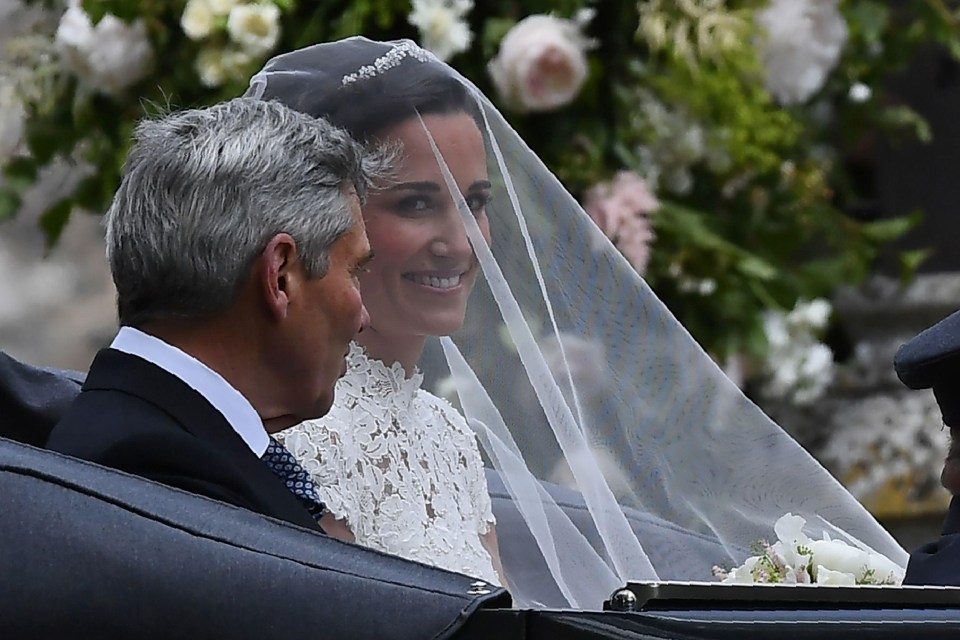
[{"xmin": 0, "ymin": 436, "xmax": 508, "ymax": 638}]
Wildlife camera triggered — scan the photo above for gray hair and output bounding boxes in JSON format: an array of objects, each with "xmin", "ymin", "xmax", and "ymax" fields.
[{"xmin": 105, "ymin": 97, "xmax": 384, "ymax": 327}]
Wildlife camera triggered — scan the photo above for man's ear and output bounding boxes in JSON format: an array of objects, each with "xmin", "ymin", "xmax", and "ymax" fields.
[{"xmin": 258, "ymin": 233, "xmax": 300, "ymax": 321}]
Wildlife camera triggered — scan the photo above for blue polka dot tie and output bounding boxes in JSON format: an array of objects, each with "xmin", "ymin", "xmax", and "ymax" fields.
[{"xmin": 261, "ymin": 437, "xmax": 327, "ymax": 522}]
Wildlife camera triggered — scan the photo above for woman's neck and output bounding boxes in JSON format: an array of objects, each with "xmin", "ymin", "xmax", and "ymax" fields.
[{"xmin": 356, "ymin": 328, "xmax": 427, "ymax": 376}]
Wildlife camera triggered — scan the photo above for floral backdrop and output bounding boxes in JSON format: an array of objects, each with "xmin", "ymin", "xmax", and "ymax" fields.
[{"xmin": 2, "ymin": 0, "xmax": 959, "ymax": 407}]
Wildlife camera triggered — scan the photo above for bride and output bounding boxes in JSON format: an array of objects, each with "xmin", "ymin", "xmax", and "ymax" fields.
[
  {"xmin": 247, "ymin": 37, "xmax": 907, "ymax": 608},
  {"xmin": 248, "ymin": 38, "xmax": 504, "ymax": 587}
]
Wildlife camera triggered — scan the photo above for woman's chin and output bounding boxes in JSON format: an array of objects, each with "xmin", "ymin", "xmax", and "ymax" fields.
[{"xmin": 408, "ymin": 311, "xmax": 468, "ymax": 338}]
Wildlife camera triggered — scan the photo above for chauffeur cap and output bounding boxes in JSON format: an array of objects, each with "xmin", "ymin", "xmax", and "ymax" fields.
[{"xmin": 895, "ymin": 309, "xmax": 960, "ymax": 427}]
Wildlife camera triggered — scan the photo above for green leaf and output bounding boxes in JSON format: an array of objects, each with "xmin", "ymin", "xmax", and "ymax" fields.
[
  {"xmin": 880, "ymin": 105, "xmax": 932, "ymax": 143},
  {"xmin": 482, "ymin": 18, "xmax": 516, "ymax": 58},
  {"xmin": 737, "ymin": 254, "xmax": 779, "ymax": 281},
  {"xmin": 845, "ymin": 1, "xmax": 890, "ymax": 47},
  {"xmin": 39, "ymin": 199, "xmax": 74, "ymax": 248},
  {"xmin": 26, "ymin": 124, "xmax": 66, "ymax": 165},
  {"xmin": 3, "ymin": 157, "xmax": 38, "ymax": 183},
  {"xmin": 899, "ymin": 248, "xmax": 932, "ymax": 282},
  {"xmin": 0, "ymin": 186, "xmax": 22, "ymax": 221},
  {"xmin": 859, "ymin": 210, "xmax": 922, "ymax": 243}
]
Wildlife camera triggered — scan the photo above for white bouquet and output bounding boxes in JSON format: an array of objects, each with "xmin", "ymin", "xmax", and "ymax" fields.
[{"xmin": 713, "ymin": 513, "xmax": 904, "ymax": 586}]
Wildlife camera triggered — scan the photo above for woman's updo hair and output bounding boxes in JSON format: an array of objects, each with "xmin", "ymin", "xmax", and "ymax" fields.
[{"xmin": 246, "ymin": 37, "xmax": 482, "ymax": 143}]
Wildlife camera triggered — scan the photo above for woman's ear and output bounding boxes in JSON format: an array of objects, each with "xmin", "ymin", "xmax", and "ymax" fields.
[{"xmin": 258, "ymin": 233, "xmax": 299, "ymax": 321}]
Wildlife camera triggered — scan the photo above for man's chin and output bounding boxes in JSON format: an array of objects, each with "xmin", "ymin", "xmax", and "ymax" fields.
[
  {"xmin": 943, "ymin": 458, "xmax": 960, "ymax": 496},
  {"xmin": 263, "ymin": 414, "xmax": 301, "ymax": 434}
]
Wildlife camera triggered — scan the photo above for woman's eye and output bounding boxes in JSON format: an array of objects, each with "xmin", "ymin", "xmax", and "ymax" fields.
[
  {"xmin": 396, "ymin": 196, "xmax": 432, "ymax": 214},
  {"xmin": 466, "ymin": 193, "xmax": 492, "ymax": 215}
]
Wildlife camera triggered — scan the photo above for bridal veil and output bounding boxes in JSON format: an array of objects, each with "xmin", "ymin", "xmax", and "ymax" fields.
[{"xmin": 246, "ymin": 37, "xmax": 907, "ymax": 609}]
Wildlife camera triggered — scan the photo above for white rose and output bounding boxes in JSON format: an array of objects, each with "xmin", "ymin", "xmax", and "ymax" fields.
[
  {"xmin": 789, "ymin": 298, "xmax": 832, "ymax": 330},
  {"xmin": 488, "ymin": 13, "xmax": 595, "ymax": 112},
  {"xmin": 55, "ymin": 1, "xmax": 153, "ymax": 96},
  {"xmin": 773, "ymin": 513, "xmax": 811, "ymax": 565},
  {"xmin": 808, "ymin": 538, "xmax": 870, "ymax": 579},
  {"xmin": 181, "ymin": 0, "xmax": 216, "ymax": 40},
  {"xmin": 408, "ymin": 0, "xmax": 473, "ymax": 62},
  {"xmin": 55, "ymin": 1, "xmax": 96, "ymax": 80},
  {"xmin": 227, "ymin": 3, "xmax": 280, "ymax": 56},
  {"xmin": 195, "ymin": 46, "xmax": 252, "ymax": 87},
  {"xmin": 756, "ymin": 0, "xmax": 848, "ymax": 105},
  {"xmin": 815, "ymin": 566, "xmax": 857, "ymax": 585},
  {"xmin": 85, "ymin": 15, "xmax": 154, "ymax": 95},
  {"xmin": 220, "ymin": 47, "xmax": 254, "ymax": 80},
  {"xmin": 720, "ymin": 555, "xmax": 761, "ymax": 583},
  {"xmin": 195, "ymin": 46, "xmax": 227, "ymax": 87}
]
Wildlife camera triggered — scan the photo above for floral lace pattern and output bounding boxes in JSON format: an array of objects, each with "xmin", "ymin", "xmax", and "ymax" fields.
[{"xmin": 277, "ymin": 343, "xmax": 499, "ymax": 585}]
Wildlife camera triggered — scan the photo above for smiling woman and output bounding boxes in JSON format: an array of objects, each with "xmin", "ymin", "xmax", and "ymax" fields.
[{"xmin": 253, "ymin": 39, "xmax": 506, "ymax": 588}]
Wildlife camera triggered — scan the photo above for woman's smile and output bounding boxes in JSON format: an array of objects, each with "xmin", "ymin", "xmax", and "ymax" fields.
[{"xmin": 402, "ymin": 270, "xmax": 470, "ymax": 291}]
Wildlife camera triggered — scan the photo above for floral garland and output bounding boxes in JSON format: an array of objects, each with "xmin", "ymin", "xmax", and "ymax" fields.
[{"xmin": 2, "ymin": 0, "xmax": 958, "ymax": 400}]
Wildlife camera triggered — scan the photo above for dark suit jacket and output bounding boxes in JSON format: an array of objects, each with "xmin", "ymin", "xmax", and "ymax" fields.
[
  {"xmin": 46, "ymin": 348, "xmax": 321, "ymax": 532},
  {"xmin": 904, "ymin": 496, "xmax": 960, "ymax": 586},
  {"xmin": 0, "ymin": 351, "xmax": 83, "ymax": 447}
]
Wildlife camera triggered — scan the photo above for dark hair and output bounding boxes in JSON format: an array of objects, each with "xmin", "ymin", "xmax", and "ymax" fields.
[{"xmin": 247, "ymin": 38, "xmax": 483, "ymax": 142}]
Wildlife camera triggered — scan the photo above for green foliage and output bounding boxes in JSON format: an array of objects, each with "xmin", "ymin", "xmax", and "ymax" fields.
[{"xmin": 2, "ymin": 0, "xmax": 952, "ymax": 359}]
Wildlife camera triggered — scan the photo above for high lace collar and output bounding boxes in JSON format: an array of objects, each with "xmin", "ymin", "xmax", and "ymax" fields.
[{"xmin": 346, "ymin": 341, "xmax": 424, "ymax": 406}]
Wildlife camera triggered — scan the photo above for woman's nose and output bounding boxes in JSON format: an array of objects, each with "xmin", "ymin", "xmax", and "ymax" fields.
[{"xmin": 430, "ymin": 207, "xmax": 473, "ymax": 259}]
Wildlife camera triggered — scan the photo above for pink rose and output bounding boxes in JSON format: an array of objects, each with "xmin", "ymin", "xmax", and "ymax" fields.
[
  {"xmin": 487, "ymin": 12, "xmax": 594, "ymax": 112},
  {"xmin": 583, "ymin": 171, "xmax": 658, "ymax": 274}
]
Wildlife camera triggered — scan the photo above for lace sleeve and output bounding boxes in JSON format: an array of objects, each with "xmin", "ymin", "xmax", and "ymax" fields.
[
  {"xmin": 428, "ymin": 395, "xmax": 496, "ymax": 534},
  {"xmin": 468, "ymin": 427, "xmax": 496, "ymax": 533}
]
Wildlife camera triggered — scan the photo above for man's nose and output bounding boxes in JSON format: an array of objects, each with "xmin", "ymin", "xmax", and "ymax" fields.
[{"xmin": 358, "ymin": 303, "xmax": 371, "ymax": 333}]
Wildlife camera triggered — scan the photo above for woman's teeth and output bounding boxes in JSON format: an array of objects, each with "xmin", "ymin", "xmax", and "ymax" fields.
[{"xmin": 407, "ymin": 274, "xmax": 462, "ymax": 289}]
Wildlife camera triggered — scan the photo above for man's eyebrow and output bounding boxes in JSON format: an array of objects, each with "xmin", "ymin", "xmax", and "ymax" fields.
[
  {"xmin": 357, "ymin": 250, "xmax": 375, "ymax": 267},
  {"xmin": 388, "ymin": 181, "xmax": 441, "ymax": 192},
  {"xmin": 468, "ymin": 180, "xmax": 492, "ymax": 191}
]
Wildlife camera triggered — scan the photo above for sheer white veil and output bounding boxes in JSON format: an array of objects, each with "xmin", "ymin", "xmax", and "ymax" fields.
[{"xmin": 246, "ymin": 37, "xmax": 907, "ymax": 609}]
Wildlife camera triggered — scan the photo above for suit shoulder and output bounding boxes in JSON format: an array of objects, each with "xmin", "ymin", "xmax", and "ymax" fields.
[
  {"xmin": 49, "ymin": 391, "xmax": 259, "ymax": 510},
  {"xmin": 47, "ymin": 387, "xmax": 181, "ymax": 455}
]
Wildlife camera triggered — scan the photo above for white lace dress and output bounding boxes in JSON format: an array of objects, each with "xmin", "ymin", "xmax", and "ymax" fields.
[{"xmin": 277, "ymin": 343, "xmax": 500, "ymax": 585}]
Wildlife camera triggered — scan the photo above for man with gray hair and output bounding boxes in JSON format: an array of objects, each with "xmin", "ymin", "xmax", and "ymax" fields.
[{"xmin": 46, "ymin": 98, "xmax": 378, "ymax": 534}]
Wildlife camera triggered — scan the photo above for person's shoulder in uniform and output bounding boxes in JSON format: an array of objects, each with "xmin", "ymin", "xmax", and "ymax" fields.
[{"xmin": 895, "ymin": 309, "xmax": 960, "ymax": 586}]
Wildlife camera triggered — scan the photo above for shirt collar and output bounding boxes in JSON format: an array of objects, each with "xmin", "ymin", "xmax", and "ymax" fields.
[{"xmin": 110, "ymin": 326, "xmax": 269, "ymax": 457}]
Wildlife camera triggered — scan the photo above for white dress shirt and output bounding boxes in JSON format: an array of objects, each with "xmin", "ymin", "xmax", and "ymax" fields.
[{"xmin": 110, "ymin": 326, "xmax": 269, "ymax": 457}]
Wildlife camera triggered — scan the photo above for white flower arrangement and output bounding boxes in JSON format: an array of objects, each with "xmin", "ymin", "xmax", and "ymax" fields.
[
  {"xmin": 714, "ymin": 513, "xmax": 904, "ymax": 585},
  {"xmin": 407, "ymin": 0, "xmax": 474, "ymax": 63},
  {"xmin": 54, "ymin": 0, "xmax": 153, "ymax": 96},
  {"xmin": 227, "ymin": 3, "xmax": 281, "ymax": 56},
  {"xmin": 761, "ymin": 298, "xmax": 835, "ymax": 406},
  {"xmin": 756, "ymin": 0, "xmax": 848, "ymax": 105},
  {"xmin": 181, "ymin": 0, "xmax": 217, "ymax": 40},
  {"xmin": 488, "ymin": 10, "xmax": 596, "ymax": 113},
  {"xmin": 180, "ymin": 0, "xmax": 281, "ymax": 87}
]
